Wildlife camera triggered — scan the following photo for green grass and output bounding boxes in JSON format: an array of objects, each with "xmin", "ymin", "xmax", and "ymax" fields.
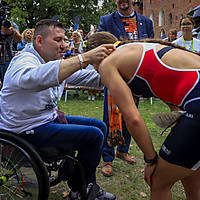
[{"xmin": 49, "ymin": 93, "xmax": 185, "ymax": 200}]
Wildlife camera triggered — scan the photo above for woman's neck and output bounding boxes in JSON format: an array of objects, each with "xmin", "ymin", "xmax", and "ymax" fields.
[{"xmin": 182, "ymin": 32, "xmax": 193, "ymax": 41}]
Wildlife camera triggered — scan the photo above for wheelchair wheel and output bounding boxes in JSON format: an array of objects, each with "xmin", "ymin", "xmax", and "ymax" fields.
[{"xmin": 0, "ymin": 131, "xmax": 50, "ymax": 200}]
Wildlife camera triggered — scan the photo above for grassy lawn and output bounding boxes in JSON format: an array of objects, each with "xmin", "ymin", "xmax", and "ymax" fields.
[{"xmin": 49, "ymin": 93, "xmax": 185, "ymax": 200}]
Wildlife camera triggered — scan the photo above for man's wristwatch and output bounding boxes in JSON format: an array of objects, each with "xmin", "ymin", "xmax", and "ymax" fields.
[{"xmin": 144, "ymin": 152, "xmax": 158, "ymax": 165}]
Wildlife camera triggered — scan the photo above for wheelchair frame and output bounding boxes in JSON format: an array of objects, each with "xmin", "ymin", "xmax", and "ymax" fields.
[{"xmin": 0, "ymin": 131, "xmax": 87, "ymax": 200}]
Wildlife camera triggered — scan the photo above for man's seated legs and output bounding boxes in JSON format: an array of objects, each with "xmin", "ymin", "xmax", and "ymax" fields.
[{"xmin": 20, "ymin": 115, "xmax": 115, "ymax": 199}]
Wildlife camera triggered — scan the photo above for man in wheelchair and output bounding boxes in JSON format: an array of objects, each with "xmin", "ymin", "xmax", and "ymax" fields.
[{"xmin": 0, "ymin": 19, "xmax": 116, "ymax": 200}]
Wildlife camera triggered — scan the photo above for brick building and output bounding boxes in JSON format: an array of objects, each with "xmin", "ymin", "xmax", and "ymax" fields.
[{"xmin": 134, "ymin": 0, "xmax": 200, "ymax": 38}]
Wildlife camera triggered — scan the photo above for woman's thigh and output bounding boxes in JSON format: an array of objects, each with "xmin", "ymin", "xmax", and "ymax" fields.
[
  {"xmin": 159, "ymin": 116, "xmax": 200, "ymax": 170},
  {"xmin": 152, "ymin": 116, "xmax": 200, "ymax": 189},
  {"xmin": 151, "ymin": 156, "xmax": 194, "ymax": 193}
]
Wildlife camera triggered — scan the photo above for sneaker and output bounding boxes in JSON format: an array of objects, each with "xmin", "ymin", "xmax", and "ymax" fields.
[
  {"xmin": 88, "ymin": 95, "xmax": 91, "ymax": 101},
  {"xmin": 87, "ymin": 183, "xmax": 116, "ymax": 200},
  {"xmin": 91, "ymin": 95, "xmax": 95, "ymax": 101}
]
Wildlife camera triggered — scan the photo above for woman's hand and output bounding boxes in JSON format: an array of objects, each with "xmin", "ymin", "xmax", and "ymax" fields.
[{"xmin": 144, "ymin": 163, "xmax": 157, "ymax": 187}]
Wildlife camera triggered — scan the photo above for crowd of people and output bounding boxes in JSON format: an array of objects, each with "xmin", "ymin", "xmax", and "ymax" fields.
[{"xmin": 0, "ymin": 0, "xmax": 200, "ymax": 200}]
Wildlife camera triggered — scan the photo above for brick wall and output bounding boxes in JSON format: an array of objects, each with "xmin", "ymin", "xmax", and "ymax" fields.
[{"xmin": 138, "ymin": 0, "xmax": 200, "ymax": 38}]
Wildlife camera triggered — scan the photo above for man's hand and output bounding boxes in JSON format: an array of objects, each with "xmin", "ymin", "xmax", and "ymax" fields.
[
  {"xmin": 84, "ymin": 44, "xmax": 115, "ymax": 66},
  {"xmin": 59, "ymin": 44, "xmax": 115, "ymax": 83}
]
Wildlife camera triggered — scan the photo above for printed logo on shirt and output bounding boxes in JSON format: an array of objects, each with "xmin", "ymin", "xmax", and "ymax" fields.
[
  {"xmin": 161, "ymin": 144, "xmax": 172, "ymax": 155},
  {"xmin": 121, "ymin": 16, "xmax": 138, "ymax": 40}
]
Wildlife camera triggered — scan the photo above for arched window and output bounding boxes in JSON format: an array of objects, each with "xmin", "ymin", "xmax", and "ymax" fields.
[
  {"xmin": 149, "ymin": 11, "xmax": 155, "ymax": 26},
  {"xmin": 159, "ymin": 9, "xmax": 165, "ymax": 26},
  {"xmin": 169, "ymin": 13, "xmax": 172, "ymax": 24},
  {"xmin": 160, "ymin": 29, "xmax": 166, "ymax": 39}
]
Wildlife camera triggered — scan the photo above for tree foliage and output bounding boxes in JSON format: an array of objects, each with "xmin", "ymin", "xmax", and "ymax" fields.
[
  {"xmin": 4, "ymin": 0, "xmax": 104, "ymax": 33},
  {"xmin": 4, "ymin": 0, "xmax": 117, "ymax": 33},
  {"xmin": 100, "ymin": 0, "xmax": 116, "ymax": 15}
]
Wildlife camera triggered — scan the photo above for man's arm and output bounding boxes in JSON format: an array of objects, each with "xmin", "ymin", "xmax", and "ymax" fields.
[
  {"xmin": 58, "ymin": 44, "xmax": 114, "ymax": 83},
  {"xmin": 66, "ymin": 69, "xmax": 101, "ymax": 88},
  {"xmin": 8, "ymin": 45, "xmax": 113, "ymax": 91},
  {"xmin": 1, "ymin": 22, "xmax": 22, "ymax": 43}
]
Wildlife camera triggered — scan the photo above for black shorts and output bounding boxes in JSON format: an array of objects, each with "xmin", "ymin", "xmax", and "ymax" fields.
[{"xmin": 159, "ymin": 115, "xmax": 200, "ymax": 170}]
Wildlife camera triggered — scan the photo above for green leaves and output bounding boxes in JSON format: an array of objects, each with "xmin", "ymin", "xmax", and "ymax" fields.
[{"xmin": 5, "ymin": 0, "xmax": 111, "ymax": 33}]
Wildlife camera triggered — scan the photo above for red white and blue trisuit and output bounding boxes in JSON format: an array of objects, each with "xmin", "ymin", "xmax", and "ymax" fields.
[{"xmin": 126, "ymin": 42, "xmax": 200, "ymax": 170}]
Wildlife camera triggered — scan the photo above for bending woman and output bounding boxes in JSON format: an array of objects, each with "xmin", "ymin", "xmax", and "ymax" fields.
[{"xmin": 87, "ymin": 31, "xmax": 200, "ymax": 200}]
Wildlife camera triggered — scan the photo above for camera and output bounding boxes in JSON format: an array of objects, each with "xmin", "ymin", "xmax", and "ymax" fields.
[{"xmin": 0, "ymin": 0, "xmax": 11, "ymax": 29}]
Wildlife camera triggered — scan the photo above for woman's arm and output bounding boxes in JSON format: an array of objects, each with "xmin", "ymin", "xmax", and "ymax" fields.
[
  {"xmin": 99, "ymin": 49, "xmax": 157, "ymax": 186},
  {"xmin": 99, "ymin": 49, "xmax": 156, "ymax": 160}
]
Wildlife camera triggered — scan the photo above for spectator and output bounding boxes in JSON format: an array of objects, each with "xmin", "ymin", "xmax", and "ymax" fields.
[
  {"xmin": 87, "ymin": 30, "xmax": 200, "ymax": 200},
  {"xmin": 173, "ymin": 15, "xmax": 200, "ymax": 53},
  {"xmin": 0, "ymin": 19, "xmax": 116, "ymax": 200},
  {"xmin": 17, "ymin": 28, "xmax": 34, "ymax": 51},
  {"xmin": 78, "ymin": 29, "xmax": 86, "ymax": 41},
  {"xmin": 70, "ymin": 30, "xmax": 84, "ymax": 56},
  {"xmin": 69, "ymin": 30, "xmax": 85, "ymax": 98},
  {"xmin": 63, "ymin": 36, "xmax": 71, "ymax": 59},
  {"xmin": 197, "ymin": 31, "xmax": 200, "ymax": 40},
  {"xmin": 192, "ymin": 30, "xmax": 198, "ymax": 38},
  {"xmin": 0, "ymin": 0, "xmax": 22, "ymax": 83},
  {"xmin": 164, "ymin": 28, "xmax": 177, "ymax": 42},
  {"xmin": 98, "ymin": 0, "xmax": 154, "ymax": 177}
]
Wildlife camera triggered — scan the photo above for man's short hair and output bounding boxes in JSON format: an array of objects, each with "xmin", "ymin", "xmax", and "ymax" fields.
[{"xmin": 33, "ymin": 19, "xmax": 64, "ymax": 46}]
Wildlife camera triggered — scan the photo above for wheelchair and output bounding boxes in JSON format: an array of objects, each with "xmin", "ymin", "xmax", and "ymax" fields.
[{"xmin": 0, "ymin": 131, "xmax": 87, "ymax": 200}]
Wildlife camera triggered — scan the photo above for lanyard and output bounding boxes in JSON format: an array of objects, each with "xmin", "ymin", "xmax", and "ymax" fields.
[{"xmin": 182, "ymin": 36, "xmax": 193, "ymax": 52}]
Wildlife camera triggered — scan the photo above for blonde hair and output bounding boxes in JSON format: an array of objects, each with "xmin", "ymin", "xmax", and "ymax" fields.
[
  {"xmin": 22, "ymin": 28, "xmax": 34, "ymax": 43},
  {"xmin": 72, "ymin": 30, "xmax": 82, "ymax": 40}
]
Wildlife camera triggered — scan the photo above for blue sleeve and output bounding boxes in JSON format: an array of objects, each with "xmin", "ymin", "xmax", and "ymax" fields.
[
  {"xmin": 17, "ymin": 42, "xmax": 26, "ymax": 51},
  {"xmin": 98, "ymin": 16, "xmax": 106, "ymax": 32},
  {"xmin": 11, "ymin": 21, "xmax": 19, "ymax": 31},
  {"xmin": 147, "ymin": 19, "xmax": 154, "ymax": 38},
  {"xmin": 64, "ymin": 50, "xmax": 71, "ymax": 58}
]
